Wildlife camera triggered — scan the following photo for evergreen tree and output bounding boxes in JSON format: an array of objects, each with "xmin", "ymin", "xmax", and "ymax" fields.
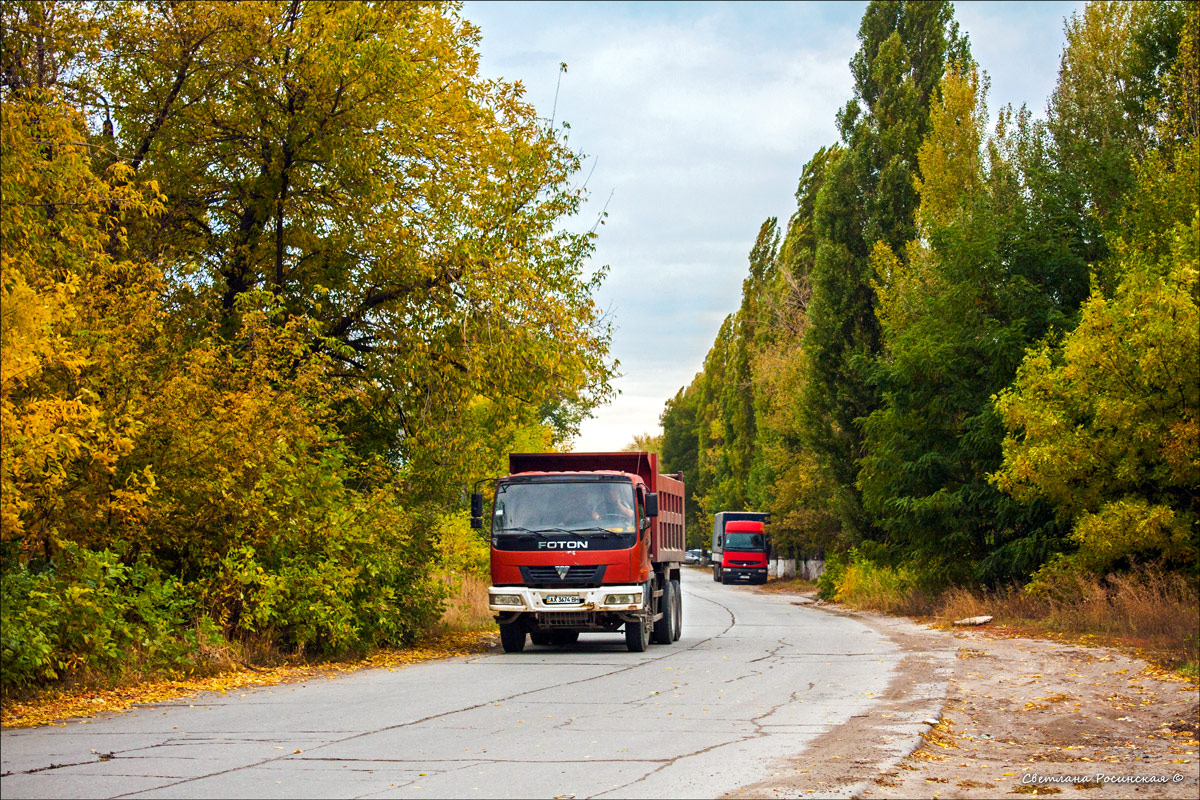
[{"xmin": 799, "ymin": 0, "xmax": 970, "ymax": 542}]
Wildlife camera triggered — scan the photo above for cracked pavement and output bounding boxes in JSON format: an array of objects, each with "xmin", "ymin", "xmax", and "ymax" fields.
[{"xmin": 1, "ymin": 569, "xmax": 948, "ymax": 799}]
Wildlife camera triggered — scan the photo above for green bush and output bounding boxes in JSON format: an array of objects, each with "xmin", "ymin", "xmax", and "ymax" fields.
[
  {"xmin": 816, "ymin": 548, "xmax": 933, "ymax": 614},
  {"xmin": 200, "ymin": 490, "xmax": 446, "ymax": 656},
  {"xmin": 817, "ymin": 550, "xmax": 847, "ymax": 601},
  {"xmin": 436, "ymin": 512, "xmax": 490, "ymax": 579},
  {"xmin": 835, "ymin": 556, "xmax": 926, "ymax": 614},
  {"xmin": 1, "ymin": 544, "xmax": 218, "ymax": 690}
]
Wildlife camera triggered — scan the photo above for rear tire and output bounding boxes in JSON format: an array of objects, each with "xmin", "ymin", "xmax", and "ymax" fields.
[
  {"xmin": 499, "ymin": 622, "xmax": 526, "ymax": 653},
  {"xmin": 671, "ymin": 579, "xmax": 682, "ymax": 641},
  {"xmin": 529, "ymin": 632, "xmax": 552, "ymax": 646},
  {"xmin": 625, "ymin": 617, "xmax": 650, "ymax": 652},
  {"xmin": 653, "ymin": 581, "xmax": 674, "ymax": 644}
]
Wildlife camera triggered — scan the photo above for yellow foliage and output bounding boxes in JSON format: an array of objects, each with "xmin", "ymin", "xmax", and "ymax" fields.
[
  {"xmin": 1, "ymin": 89, "xmax": 162, "ymax": 555},
  {"xmin": 914, "ymin": 65, "xmax": 987, "ymax": 234}
]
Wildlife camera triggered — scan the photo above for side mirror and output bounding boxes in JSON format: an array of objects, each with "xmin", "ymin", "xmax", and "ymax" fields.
[
  {"xmin": 645, "ymin": 492, "xmax": 659, "ymax": 518},
  {"xmin": 470, "ymin": 493, "xmax": 484, "ymax": 530}
]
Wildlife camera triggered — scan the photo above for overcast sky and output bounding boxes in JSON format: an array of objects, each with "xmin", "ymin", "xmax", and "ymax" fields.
[{"xmin": 461, "ymin": 0, "xmax": 1084, "ymax": 452}]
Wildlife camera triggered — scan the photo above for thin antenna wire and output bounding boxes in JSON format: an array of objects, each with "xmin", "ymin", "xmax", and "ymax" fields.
[
  {"xmin": 589, "ymin": 189, "xmax": 614, "ymax": 234},
  {"xmin": 550, "ymin": 62, "xmax": 567, "ymax": 128}
]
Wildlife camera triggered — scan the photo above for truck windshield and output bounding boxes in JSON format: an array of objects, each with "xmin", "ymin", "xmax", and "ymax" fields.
[
  {"xmin": 724, "ymin": 532, "xmax": 765, "ymax": 550},
  {"xmin": 493, "ymin": 481, "xmax": 636, "ymax": 534}
]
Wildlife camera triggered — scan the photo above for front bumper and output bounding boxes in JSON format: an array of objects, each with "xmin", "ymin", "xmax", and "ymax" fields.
[
  {"xmin": 723, "ymin": 567, "xmax": 768, "ymax": 582},
  {"xmin": 488, "ymin": 585, "xmax": 644, "ymax": 613}
]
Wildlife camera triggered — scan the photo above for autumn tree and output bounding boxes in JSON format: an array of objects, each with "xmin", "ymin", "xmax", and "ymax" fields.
[
  {"xmin": 995, "ymin": 9, "xmax": 1199, "ymax": 582},
  {"xmin": 621, "ymin": 433, "xmax": 662, "ymax": 455},
  {"xmin": 92, "ymin": 0, "xmax": 612, "ymax": 494},
  {"xmin": 753, "ymin": 148, "xmax": 841, "ymax": 559},
  {"xmin": 859, "ymin": 67, "xmax": 1083, "ymax": 583},
  {"xmin": 1, "ymin": 0, "xmax": 615, "ymax": 686},
  {"xmin": 660, "ymin": 383, "xmax": 703, "ymax": 543}
]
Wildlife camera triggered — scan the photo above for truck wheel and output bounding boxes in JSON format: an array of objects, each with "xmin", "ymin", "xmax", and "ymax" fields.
[
  {"xmin": 550, "ymin": 630, "xmax": 578, "ymax": 646},
  {"xmin": 499, "ymin": 622, "xmax": 526, "ymax": 653},
  {"xmin": 671, "ymin": 579, "xmax": 682, "ymax": 641},
  {"xmin": 720, "ymin": 570, "xmax": 730, "ymax": 585},
  {"xmin": 529, "ymin": 632, "xmax": 552, "ymax": 646},
  {"xmin": 625, "ymin": 617, "xmax": 650, "ymax": 652},
  {"xmin": 653, "ymin": 581, "xmax": 674, "ymax": 644}
]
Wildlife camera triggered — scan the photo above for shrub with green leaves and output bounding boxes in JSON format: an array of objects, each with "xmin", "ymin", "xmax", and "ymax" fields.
[{"xmin": 1, "ymin": 544, "xmax": 218, "ymax": 690}]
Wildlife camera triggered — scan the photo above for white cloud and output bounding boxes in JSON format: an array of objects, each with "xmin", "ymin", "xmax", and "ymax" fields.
[{"xmin": 464, "ymin": 1, "xmax": 1082, "ymax": 453}]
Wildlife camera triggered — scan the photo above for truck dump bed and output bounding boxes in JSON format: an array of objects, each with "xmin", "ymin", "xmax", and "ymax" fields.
[{"xmin": 509, "ymin": 452, "xmax": 685, "ymax": 564}]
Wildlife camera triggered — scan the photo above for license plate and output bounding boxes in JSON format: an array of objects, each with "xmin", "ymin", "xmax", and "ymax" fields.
[{"xmin": 545, "ymin": 595, "xmax": 582, "ymax": 605}]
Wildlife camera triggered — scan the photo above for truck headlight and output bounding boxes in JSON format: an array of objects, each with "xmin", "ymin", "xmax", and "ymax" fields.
[
  {"xmin": 490, "ymin": 593, "xmax": 524, "ymax": 606},
  {"xmin": 604, "ymin": 593, "xmax": 641, "ymax": 605}
]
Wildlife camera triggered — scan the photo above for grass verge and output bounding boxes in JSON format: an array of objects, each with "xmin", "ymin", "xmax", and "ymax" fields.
[
  {"xmin": 436, "ymin": 572, "xmax": 494, "ymax": 632},
  {"xmin": 934, "ymin": 570, "xmax": 1199, "ymax": 678}
]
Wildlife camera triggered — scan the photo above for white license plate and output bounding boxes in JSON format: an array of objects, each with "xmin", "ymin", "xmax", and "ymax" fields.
[{"xmin": 545, "ymin": 595, "xmax": 582, "ymax": 605}]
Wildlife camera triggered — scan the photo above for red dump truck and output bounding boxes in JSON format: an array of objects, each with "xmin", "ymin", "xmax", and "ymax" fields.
[{"xmin": 471, "ymin": 452, "xmax": 685, "ymax": 653}]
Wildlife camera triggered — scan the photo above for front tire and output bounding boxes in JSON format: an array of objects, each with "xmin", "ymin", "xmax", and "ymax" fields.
[
  {"xmin": 499, "ymin": 622, "xmax": 526, "ymax": 653},
  {"xmin": 625, "ymin": 616, "xmax": 650, "ymax": 652},
  {"xmin": 712, "ymin": 565, "xmax": 720, "ymax": 582},
  {"xmin": 529, "ymin": 632, "xmax": 552, "ymax": 646}
]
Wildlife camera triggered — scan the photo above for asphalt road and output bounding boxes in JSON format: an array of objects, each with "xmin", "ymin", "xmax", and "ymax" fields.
[{"xmin": 1, "ymin": 569, "xmax": 937, "ymax": 799}]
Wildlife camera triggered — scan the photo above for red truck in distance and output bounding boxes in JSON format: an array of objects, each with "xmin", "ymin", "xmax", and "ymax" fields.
[
  {"xmin": 711, "ymin": 511, "xmax": 770, "ymax": 585},
  {"xmin": 471, "ymin": 452, "xmax": 686, "ymax": 653}
]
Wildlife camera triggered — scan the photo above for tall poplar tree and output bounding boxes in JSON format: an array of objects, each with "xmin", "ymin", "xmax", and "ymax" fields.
[{"xmin": 799, "ymin": 0, "xmax": 970, "ymax": 542}]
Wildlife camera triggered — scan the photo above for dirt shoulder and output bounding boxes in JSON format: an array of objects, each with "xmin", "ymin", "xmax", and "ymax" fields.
[{"xmin": 734, "ymin": 595, "xmax": 1199, "ymax": 799}]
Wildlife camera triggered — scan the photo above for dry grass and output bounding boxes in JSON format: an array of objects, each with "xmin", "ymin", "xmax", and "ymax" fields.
[
  {"xmin": 936, "ymin": 570, "xmax": 1200, "ymax": 674},
  {"xmin": 760, "ymin": 576, "xmax": 819, "ymax": 593},
  {"xmin": 437, "ymin": 572, "xmax": 494, "ymax": 632},
  {"xmin": 835, "ymin": 560, "xmax": 934, "ymax": 616}
]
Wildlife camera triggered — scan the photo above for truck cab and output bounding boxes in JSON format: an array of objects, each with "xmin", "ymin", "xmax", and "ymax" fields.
[
  {"xmin": 711, "ymin": 511, "xmax": 769, "ymax": 585},
  {"xmin": 474, "ymin": 452, "xmax": 685, "ymax": 653}
]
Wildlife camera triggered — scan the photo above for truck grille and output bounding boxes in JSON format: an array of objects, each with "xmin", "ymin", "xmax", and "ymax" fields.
[
  {"xmin": 520, "ymin": 565, "xmax": 606, "ymax": 584},
  {"xmin": 537, "ymin": 611, "xmax": 594, "ymax": 627}
]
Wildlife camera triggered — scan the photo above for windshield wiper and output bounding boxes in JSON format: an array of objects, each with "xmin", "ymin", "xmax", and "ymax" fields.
[
  {"xmin": 498, "ymin": 527, "xmax": 581, "ymax": 537},
  {"xmin": 563, "ymin": 527, "xmax": 632, "ymax": 537}
]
